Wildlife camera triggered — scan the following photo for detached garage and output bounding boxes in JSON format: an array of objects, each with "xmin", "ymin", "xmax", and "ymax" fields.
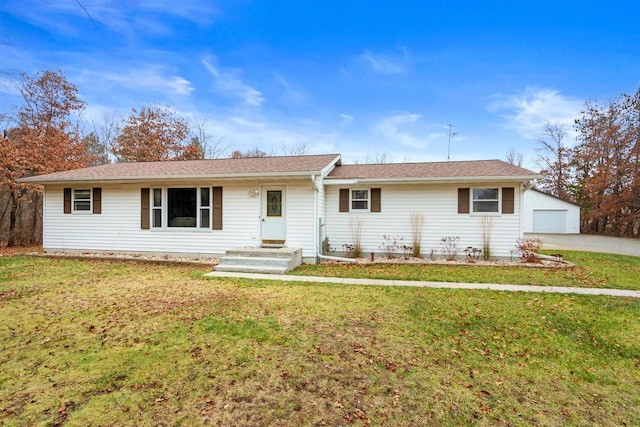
[{"xmin": 523, "ymin": 188, "xmax": 580, "ymax": 234}]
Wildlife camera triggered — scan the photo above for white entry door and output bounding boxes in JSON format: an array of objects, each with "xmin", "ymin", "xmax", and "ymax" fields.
[{"xmin": 261, "ymin": 186, "xmax": 286, "ymax": 245}]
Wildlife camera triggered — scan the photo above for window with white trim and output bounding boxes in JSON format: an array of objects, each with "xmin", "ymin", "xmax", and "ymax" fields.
[
  {"xmin": 351, "ymin": 189, "xmax": 369, "ymax": 211},
  {"xmin": 472, "ymin": 188, "xmax": 499, "ymax": 213},
  {"xmin": 200, "ymin": 187, "xmax": 211, "ymax": 228},
  {"xmin": 152, "ymin": 188, "xmax": 162, "ymax": 228},
  {"xmin": 151, "ymin": 187, "xmax": 211, "ymax": 229},
  {"xmin": 73, "ymin": 189, "xmax": 91, "ymax": 212}
]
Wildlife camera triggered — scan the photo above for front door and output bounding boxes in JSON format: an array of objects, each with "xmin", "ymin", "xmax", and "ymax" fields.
[{"xmin": 261, "ymin": 186, "xmax": 286, "ymax": 246}]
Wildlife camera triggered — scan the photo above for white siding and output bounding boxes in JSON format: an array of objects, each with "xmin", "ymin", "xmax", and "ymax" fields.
[
  {"xmin": 523, "ymin": 189, "xmax": 580, "ymax": 234},
  {"xmin": 44, "ymin": 181, "xmax": 317, "ymax": 258},
  {"xmin": 324, "ymin": 183, "xmax": 524, "ymax": 258},
  {"xmin": 281, "ymin": 181, "xmax": 317, "ymax": 257}
]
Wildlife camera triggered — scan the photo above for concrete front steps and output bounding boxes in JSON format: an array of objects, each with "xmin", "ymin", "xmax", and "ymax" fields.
[{"xmin": 214, "ymin": 247, "xmax": 302, "ymax": 274}]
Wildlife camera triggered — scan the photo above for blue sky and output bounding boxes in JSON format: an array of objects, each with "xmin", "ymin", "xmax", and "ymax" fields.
[{"xmin": 1, "ymin": 1, "xmax": 639, "ymax": 167}]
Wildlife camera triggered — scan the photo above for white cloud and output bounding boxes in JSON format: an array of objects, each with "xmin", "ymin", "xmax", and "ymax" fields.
[
  {"xmin": 0, "ymin": 77, "xmax": 18, "ymax": 96},
  {"xmin": 78, "ymin": 66, "xmax": 194, "ymax": 96},
  {"xmin": 177, "ymin": 110, "xmax": 341, "ymax": 156},
  {"xmin": 339, "ymin": 114, "xmax": 354, "ymax": 127},
  {"xmin": 488, "ymin": 87, "xmax": 583, "ymax": 139},
  {"xmin": 359, "ymin": 49, "xmax": 409, "ymax": 75},
  {"xmin": 273, "ymin": 73, "xmax": 306, "ymax": 106},
  {"xmin": 139, "ymin": 0, "xmax": 219, "ymax": 25},
  {"xmin": 202, "ymin": 58, "xmax": 264, "ymax": 106},
  {"xmin": 375, "ymin": 111, "xmax": 435, "ymax": 149}
]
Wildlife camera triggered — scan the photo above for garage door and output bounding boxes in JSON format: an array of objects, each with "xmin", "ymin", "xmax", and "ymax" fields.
[{"xmin": 532, "ymin": 210, "xmax": 568, "ymax": 233}]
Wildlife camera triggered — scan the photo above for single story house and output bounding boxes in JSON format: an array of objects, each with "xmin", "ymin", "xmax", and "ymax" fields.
[
  {"xmin": 523, "ymin": 188, "xmax": 580, "ymax": 234},
  {"xmin": 21, "ymin": 154, "xmax": 540, "ymax": 263}
]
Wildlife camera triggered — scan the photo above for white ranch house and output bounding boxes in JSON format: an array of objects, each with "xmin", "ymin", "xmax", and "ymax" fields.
[{"xmin": 21, "ymin": 154, "xmax": 540, "ymax": 267}]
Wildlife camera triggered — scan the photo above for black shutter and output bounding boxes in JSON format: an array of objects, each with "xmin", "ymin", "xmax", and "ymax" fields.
[
  {"xmin": 141, "ymin": 188, "xmax": 150, "ymax": 230},
  {"xmin": 502, "ymin": 187, "xmax": 515, "ymax": 214},
  {"xmin": 371, "ymin": 188, "xmax": 381, "ymax": 212},
  {"xmin": 458, "ymin": 188, "xmax": 470, "ymax": 214},
  {"xmin": 212, "ymin": 187, "xmax": 223, "ymax": 230},
  {"xmin": 63, "ymin": 188, "xmax": 71, "ymax": 214},
  {"xmin": 92, "ymin": 188, "xmax": 102, "ymax": 214},
  {"xmin": 339, "ymin": 189, "xmax": 349, "ymax": 212}
]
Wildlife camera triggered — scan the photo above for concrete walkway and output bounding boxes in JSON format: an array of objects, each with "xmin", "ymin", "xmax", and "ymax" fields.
[{"xmin": 204, "ymin": 271, "xmax": 640, "ymax": 299}]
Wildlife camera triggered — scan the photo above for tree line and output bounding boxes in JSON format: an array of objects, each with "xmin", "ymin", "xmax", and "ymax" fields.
[
  {"xmin": 535, "ymin": 88, "xmax": 640, "ymax": 237},
  {"xmin": 0, "ymin": 70, "xmax": 308, "ymax": 246}
]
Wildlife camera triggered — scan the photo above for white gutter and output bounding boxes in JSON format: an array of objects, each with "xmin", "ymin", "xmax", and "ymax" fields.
[
  {"xmin": 324, "ymin": 175, "xmax": 541, "ymax": 185},
  {"xmin": 324, "ymin": 179, "xmax": 360, "ymax": 185},
  {"xmin": 18, "ymin": 170, "xmax": 326, "ymax": 185}
]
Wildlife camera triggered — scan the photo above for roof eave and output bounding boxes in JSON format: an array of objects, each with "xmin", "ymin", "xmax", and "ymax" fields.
[
  {"xmin": 19, "ymin": 170, "xmax": 323, "ymax": 185},
  {"xmin": 318, "ymin": 154, "xmax": 342, "ymax": 178},
  {"xmin": 324, "ymin": 175, "xmax": 541, "ymax": 185}
]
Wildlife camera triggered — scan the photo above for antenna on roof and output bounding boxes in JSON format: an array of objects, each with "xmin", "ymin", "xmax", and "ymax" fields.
[{"xmin": 447, "ymin": 124, "xmax": 458, "ymax": 161}]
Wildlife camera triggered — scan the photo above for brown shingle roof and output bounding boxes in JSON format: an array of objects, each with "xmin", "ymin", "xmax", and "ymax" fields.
[
  {"xmin": 20, "ymin": 154, "xmax": 342, "ymax": 184},
  {"xmin": 327, "ymin": 159, "xmax": 539, "ymax": 181}
]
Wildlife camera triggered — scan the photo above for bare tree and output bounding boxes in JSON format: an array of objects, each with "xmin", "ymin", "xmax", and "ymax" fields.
[
  {"xmin": 282, "ymin": 143, "xmax": 310, "ymax": 156},
  {"xmin": 505, "ymin": 148, "xmax": 524, "ymax": 167},
  {"xmin": 230, "ymin": 147, "xmax": 269, "ymax": 158},
  {"xmin": 191, "ymin": 118, "xmax": 230, "ymax": 159},
  {"xmin": 92, "ymin": 110, "xmax": 121, "ymax": 154},
  {"xmin": 352, "ymin": 151, "xmax": 395, "ymax": 164},
  {"xmin": 536, "ymin": 123, "xmax": 573, "ymax": 199}
]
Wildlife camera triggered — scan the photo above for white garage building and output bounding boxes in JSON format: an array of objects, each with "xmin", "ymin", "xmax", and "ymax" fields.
[{"xmin": 523, "ymin": 188, "xmax": 580, "ymax": 234}]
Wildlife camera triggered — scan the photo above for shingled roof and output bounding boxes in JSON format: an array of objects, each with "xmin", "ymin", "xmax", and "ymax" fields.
[
  {"xmin": 20, "ymin": 155, "xmax": 539, "ymax": 185},
  {"xmin": 327, "ymin": 159, "xmax": 539, "ymax": 181},
  {"xmin": 20, "ymin": 154, "xmax": 342, "ymax": 184}
]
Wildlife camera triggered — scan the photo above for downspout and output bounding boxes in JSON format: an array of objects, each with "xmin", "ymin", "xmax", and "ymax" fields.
[
  {"xmin": 317, "ymin": 253, "xmax": 358, "ymax": 263},
  {"xmin": 312, "ymin": 175, "xmax": 319, "ymax": 262},
  {"xmin": 520, "ymin": 180, "xmax": 534, "ymax": 237},
  {"xmin": 42, "ymin": 186, "xmax": 47, "ymax": 250}
]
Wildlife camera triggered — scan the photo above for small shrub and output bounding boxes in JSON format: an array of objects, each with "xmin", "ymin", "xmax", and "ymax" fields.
[
  {"xmin": 516, "ymin": 238, "xmax": 543, "ymax": 263},
  {"xmin": 429, "ymin": 248, "xmax": 438, "ymax": 261},
  {"xmin": 440, "ymin": 236, "xmax": 461, "ymax": 261},
  {"xmin": 463, "ymin": 246, "xmax": 482, "ymax": 263},
  {"xmin": 379, "ymin": 235, "xmax": 404, "ymax": 258},
  {"xmin": 342, "ymin": 243, "xmax": 357, "ymax": 258},
  {"xmin": 401, "ymin": 244, "xmax": 413, "ymax": 260}
]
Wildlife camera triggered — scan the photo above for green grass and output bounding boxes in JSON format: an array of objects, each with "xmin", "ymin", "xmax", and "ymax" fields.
[
  {"xmin": 1, "ymin": 256, "xmax": 639, "ymax": 426},
  {"xmin": 293, "ymin": 250, "xmax": 640, "ymax": 290}
]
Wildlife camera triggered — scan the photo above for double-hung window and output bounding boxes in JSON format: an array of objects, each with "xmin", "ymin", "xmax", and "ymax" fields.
[
  {"xmin": 351, "ymin": 189, "xmax": 369, "ymax": 211},
  {"xmin": 339, "ymin": 188, "xmax": 381, "ymax": 213},
  {"xmin": 73, "ymin": 189, "xmax": 91, "ymax": 212},
  {"xmin": 472, "ymin": 188, "xmax": 499, "ymax": 213}
]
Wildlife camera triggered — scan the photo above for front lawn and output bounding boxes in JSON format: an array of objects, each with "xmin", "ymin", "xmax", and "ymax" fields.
[
  {"xmin": 1, "ymin": 256, "xmax": 639, "ymax": 426},
  {"xmin": 293, "ymin": 250, "xmax": 640, "ymax": 290}
]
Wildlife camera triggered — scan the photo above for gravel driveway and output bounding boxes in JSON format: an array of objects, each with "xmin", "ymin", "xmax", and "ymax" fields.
[{"xmin": 525, "ymin": 233, "xmax": 640, "ymax": 257}]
